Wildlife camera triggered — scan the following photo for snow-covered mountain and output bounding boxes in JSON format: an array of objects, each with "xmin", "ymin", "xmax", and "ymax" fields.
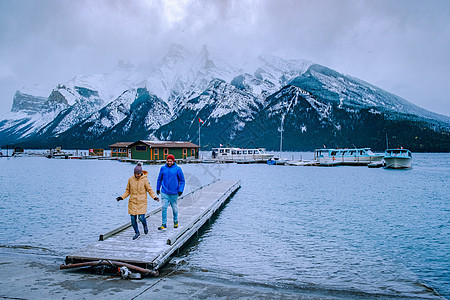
[{"xmin": 1, "ymin": 44, "xmax": 449, "ymax": 151}]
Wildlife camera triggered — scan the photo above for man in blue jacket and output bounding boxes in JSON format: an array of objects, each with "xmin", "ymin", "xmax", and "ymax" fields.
[{"xmin": 156, "ymin": 154, "xmax": 185, "ymax": 230}]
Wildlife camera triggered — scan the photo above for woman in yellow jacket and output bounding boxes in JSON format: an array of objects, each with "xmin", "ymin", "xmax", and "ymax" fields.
[{"xmin": 117, "ymin": 163, "xmax": 159, "ymax": 240}]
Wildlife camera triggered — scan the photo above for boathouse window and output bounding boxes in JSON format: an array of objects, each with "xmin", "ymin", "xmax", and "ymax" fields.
[
  {"xmin": 136, "ymin": 146, "xmax": 147, "ymax": 151},
  {"xmin": 183, "ymin": 148, "xmax": 187, "ymax": 155},
  {"xmin": 191, "ymin": 149, "xmax": 195, "ymax": 156},
  {"xmin": 154, "ymin": 148, "xmax": 158, "ymax": 154},
  {"xmin": 164, "ymin": 148, "xmax": 168, "ymax": 155}
]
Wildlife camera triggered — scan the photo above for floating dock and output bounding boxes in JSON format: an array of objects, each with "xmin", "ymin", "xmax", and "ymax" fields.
[{"xmin": 61, "ymin": 179, "xmax": 240, "ymax": 275}]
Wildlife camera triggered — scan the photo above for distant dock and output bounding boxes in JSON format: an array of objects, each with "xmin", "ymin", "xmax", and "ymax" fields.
[{"xmin": 61, "ymin": 179, "xmax": 241, "ymax": 275}]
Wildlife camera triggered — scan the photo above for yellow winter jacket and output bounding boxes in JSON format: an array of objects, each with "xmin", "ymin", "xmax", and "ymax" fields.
[{"xmin": 121, "ymin": 171, "xmax": 157, "ymax": 215}]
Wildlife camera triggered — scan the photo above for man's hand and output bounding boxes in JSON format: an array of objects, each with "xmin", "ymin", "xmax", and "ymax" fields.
[
  {"xmin": 154, "ymin": 197, "xmax": 160, "ymax": 202},
  {"xmin": 178, "ymin": 191, "xmax": 182, "ymax": 196},
  {"xmin": 116, "ymin": 196, "xmax": 123, "ymax": 201},
  {"xmin": 157, "ymin": 190, "xmax": 160, "ymax": 195}
]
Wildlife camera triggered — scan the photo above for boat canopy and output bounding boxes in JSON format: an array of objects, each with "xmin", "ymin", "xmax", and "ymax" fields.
[
  {"xmin": 314, "ymin": 148, "xmax": 375, "ymax": 156},
  {"xmin": 212, "ymin": 147, "xmax": 268, "ymax": 155},
  {"xmin": 384, "ymin": 148, "xmax": 412, "ymax": 157}
]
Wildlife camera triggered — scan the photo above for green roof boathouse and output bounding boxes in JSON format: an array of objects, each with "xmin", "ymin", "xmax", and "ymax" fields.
[{"xmin": 128, "ymin": 140, "xmax": 200, "ymax": 161}]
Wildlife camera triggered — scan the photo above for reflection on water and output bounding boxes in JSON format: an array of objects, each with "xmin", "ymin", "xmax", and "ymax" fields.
[{"xmin": 0, "ymin": 153, "xmax": 449, "ymax": 298}]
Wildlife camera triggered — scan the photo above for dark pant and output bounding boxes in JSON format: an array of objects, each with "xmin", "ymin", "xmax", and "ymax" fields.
[{"xmin": 130, "ymin": 214, "xmax": 147, "ymax": 234}]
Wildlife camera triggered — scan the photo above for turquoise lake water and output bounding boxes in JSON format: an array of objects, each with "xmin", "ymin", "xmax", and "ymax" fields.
[{"xmin": 0, "ymin": 153, "xmax": 448, "ymax": 298}]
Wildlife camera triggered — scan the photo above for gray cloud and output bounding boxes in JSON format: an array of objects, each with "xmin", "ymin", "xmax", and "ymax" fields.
[{"xmin": 0, "ymin": 0, "xmax": 449, "ymax": 116}]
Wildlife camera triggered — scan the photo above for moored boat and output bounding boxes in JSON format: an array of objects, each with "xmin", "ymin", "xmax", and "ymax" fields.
[
  {"xmin": 267, "ymin": 157, "xmax": 288, "ymax": 165},
  {"xmin": 211, "ymin": 147, "xmax": 273, "ymax": 162},
  {"xmin": 384, "ymin": 148, "xmax": 412, "ymax": 169},
  {"xmin": 314, "ymin": 148, "xmax": 383, "ymax": 166},
  {"xmin": 47, "ymin": 147, "xmax": 72, "ymax": 159}
]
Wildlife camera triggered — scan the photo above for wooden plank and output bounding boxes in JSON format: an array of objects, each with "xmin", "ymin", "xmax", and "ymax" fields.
[{"xmin": 64, "ymin": 179, "xmax": 241, "ymax": 272}]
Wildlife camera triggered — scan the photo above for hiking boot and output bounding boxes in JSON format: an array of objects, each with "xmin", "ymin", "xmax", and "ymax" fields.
[
  {"xmin": 144, "ymin": 226, "xmax": 148, "ymax": 234},
  {"xmin": 158, "ymin": 225, "xmax": 166, "ymax": 230},
  {"xmin": 174, "ymin": 221, "xmax": 178, "ymax": 228},
  {"xmin": 132, "ymin": 233, "xmax": 140, "ymax": 240}
]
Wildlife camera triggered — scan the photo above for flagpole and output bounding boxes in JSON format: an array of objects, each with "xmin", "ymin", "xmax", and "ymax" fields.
[{"xmin": 198, "ymin": 119, "xmax": 201, "ymax": 148}]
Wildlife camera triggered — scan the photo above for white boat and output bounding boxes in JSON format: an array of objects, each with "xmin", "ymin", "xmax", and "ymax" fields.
[
  {"xmin": 384, "ymin": 148, "xmax": 412, "ymax": 169},
  {"xmin": 211, "ymin": 147, "xmax": 273, "ymax": 162},
  {"xmin": 314, "ymin": 148, "xmax": 383, "ymax": 166},
  {"xmin": 267, "ymin": 157, "xmax": 288, "ymax": 165},
  {"xmin": 46, "ymin": 147, "xmax": 72, "ymax": 159}
]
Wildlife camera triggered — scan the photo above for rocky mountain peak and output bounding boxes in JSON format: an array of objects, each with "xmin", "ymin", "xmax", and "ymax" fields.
[{"xmin": 11, "ymin": 91, "xmax": 47, "ymax": 114}]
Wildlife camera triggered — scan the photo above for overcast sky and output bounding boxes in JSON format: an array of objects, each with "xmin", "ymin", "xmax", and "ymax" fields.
[{"xmin": 0, "ymin": 0, "xmax": 449, "ymax": 117}]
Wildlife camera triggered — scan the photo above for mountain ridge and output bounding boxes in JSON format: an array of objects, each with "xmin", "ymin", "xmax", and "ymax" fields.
[{"xmin": 1, "ymin": 44, "xmax": 449, "ymax": 152}]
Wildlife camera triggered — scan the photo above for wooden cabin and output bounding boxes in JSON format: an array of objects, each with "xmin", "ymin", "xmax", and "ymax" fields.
[
  {"xmin": 128, "ymin": 140, "xmax": 200, "ymax": 161},
  {"xmin": 109, "ymin": 142, "xmax": 133, "ymax": 158}
]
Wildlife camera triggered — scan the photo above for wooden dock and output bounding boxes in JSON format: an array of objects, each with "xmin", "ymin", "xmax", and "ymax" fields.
[{"xmin": 62, "ymin": 179, "xmax": 240, "ymax": 275}]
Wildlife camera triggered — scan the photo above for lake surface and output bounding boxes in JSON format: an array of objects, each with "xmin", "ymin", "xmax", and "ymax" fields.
[{"xmin": 0, "ymin": 153, "xmax": 449, "ymax": 298}]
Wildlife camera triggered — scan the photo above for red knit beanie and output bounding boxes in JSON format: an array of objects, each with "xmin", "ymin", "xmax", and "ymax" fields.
[{"xmin": 166, "ymin": 154, "xmax": 175, "ymax": 161}]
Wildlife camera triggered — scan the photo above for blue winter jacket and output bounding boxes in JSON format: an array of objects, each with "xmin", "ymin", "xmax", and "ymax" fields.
[{"xmin": 156, "ymin": 163, "xmax": 185, "ymax": 195}]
